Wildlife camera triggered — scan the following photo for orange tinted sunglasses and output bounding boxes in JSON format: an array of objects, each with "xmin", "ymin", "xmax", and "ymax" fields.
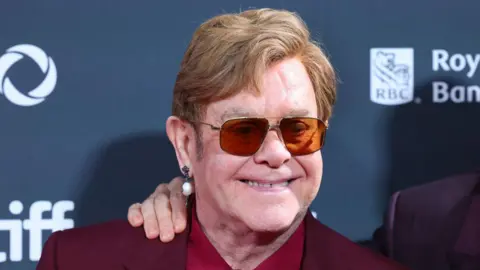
[{"xmin": 194, "ymin": 117, "xmax": 327, "ymax": 156}]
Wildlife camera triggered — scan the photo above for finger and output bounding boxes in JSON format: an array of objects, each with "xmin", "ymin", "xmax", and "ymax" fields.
[
  {"xmin": 169, "ymin": 177, "xmax": 188, "ymax": 233},
  {"xmin": 153, "ymin": 192, "xmax": 175, "ymax": 242},
  {"xmin": 127, "ymin": 203, "xmax": 144, "ymax": 227},
  {"xmin": 141, "ymin": 195, "xmax": 160, "ymax": 239}
]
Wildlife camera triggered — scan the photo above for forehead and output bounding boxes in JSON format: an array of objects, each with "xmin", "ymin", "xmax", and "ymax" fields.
[{"xmin": 207, "ymin": 58, "xmax": 317, "ymax": 120}]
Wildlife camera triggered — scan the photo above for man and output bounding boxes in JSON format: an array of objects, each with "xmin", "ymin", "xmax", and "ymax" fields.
[
  {"xmin": 38, "ymin": 8, "xmax": 407, "ymax": 270},
  {"xmin": 128, "ymin": 171, "xmax": 480, "ymax": 270}
]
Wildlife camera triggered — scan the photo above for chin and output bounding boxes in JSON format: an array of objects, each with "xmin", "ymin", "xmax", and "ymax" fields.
[{"xmin": 240, "ymin": 204, "xmax": 300, "ymax": 233}]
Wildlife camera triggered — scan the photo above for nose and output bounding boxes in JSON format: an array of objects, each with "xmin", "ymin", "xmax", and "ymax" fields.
[{"xmin": 253, "ymin": 130, "xmax": 291, "ymax": 168}]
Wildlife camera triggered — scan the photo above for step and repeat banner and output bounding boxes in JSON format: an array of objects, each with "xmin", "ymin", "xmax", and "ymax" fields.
[{"xmin": 1, "ymin": 0, "xmax": 480, "ymax": 269}]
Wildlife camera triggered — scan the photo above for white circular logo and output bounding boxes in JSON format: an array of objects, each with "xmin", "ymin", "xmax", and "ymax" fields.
[{"xmin": 0, "ymin": 44, "xmax": 57, "ymax": 107}]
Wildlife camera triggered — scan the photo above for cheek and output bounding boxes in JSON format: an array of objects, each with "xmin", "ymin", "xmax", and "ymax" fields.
[
  {"xmin": 205, "ymin": 157, "xmax": 235, "ymax": 181},
  {"xmin": 196, "ymin": 150, "xmax": 247, "ymax": 188},
  {"xmin": 298, "ymin": 151, "xmax": 323, "ymax": 176},
  {"xmin": 195, "ymin": 154, "xmax": 249, "ymax": 205},
  {"xmin": 296, "ymin": 152, "xmax": 323, "ymax": 198},
  {"xmin": 199, "ymin": 136, "xmax": 247, "ymax": 178}
]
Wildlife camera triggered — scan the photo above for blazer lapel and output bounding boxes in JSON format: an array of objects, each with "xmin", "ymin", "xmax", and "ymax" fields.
[{"xmin": 301, "ymin": 210, "xmax": 333, "ymax": 269}]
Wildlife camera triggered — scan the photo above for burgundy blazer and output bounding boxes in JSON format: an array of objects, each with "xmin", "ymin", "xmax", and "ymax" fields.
[
  {"xmin": 375, "ymin": 171, "xmax": 480, "ymax": 270},
  {"xmin": 37, "ymin": 210, "xmax": 408, "ymax": 270}
]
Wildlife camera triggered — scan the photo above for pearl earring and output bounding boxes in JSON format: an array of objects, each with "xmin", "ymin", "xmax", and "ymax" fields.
[{"xmin": 181, "ymin": 166, "xmax": 193, "ymax": 196}]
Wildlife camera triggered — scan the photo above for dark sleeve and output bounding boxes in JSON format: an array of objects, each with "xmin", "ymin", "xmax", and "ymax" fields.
[
  {"xmin": 356, "ymin": 224, "xmax": 388, "ymax": 255},
  {"xmin": 36, "ymin": 231, "xmax": 61, "ymax": 270},
  {"xmin": 358, "ymin": 191, "xmax": 401, "ymax": 257}
]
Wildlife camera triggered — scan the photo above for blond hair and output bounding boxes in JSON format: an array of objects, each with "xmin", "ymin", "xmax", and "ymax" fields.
[{"xmin": 172, "ymin": 8, "xmax": 337, "ymax": 123}]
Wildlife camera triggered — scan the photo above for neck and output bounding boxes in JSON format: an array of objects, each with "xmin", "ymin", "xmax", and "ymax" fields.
[{"xmin": 194, "ymin": 198, "xmax": 306, "ymax": 269}]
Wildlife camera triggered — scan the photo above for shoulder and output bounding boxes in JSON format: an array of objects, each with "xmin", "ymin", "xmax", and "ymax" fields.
[
  {"xmin": 325, "ymin": 224, "xmax": 407, "ymax": 269},
  {"xmin": 305, "ymin": 214, "xmax": 408, "ymax": 269},
  {"xmin": 394, "ymin": 171, "xmax": 480, "ymax": 218},
  {"xmin": 52, "ymin": 219, "xmax": 146, "ymax": 251},
  {"xmin": 37, "ymin": 220, "xmax": 156, "ymax": 269}
]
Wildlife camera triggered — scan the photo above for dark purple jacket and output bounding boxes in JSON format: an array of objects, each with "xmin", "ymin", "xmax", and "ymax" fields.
[{"xmin": 373, "ymin": 171, "xmax": 480, "ymax": 270}]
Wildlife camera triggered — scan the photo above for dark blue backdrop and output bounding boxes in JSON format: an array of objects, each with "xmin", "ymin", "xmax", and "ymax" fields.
[{"xmin": 2, "ymin": 1, "xmax": 480, "ymax": 269}]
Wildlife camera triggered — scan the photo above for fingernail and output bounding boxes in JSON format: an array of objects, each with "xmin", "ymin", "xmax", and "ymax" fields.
[
  {"xmin": 174, "ymin": 223, "xmax": 183, "ymax": 231},
  {"xmin": 134, "ymin": 216, "xmax": 141, "ymax": 224},
  {"xmin": 161, "ymin": 232, "xmax": 172, "ymax": 240}
]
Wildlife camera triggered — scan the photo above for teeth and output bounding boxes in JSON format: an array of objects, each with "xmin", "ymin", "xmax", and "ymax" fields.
[{"xmin": 246, "ymin": 180, "xmax": 290, "ymax": 188}]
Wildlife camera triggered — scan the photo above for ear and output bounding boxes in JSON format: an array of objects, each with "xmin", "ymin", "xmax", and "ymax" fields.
[{"xmin": 166, "ymin": 116, "xmax": 195, "ymax": 176}]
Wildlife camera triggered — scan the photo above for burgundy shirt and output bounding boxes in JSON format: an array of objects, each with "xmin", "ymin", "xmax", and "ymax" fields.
[{"xmin": 186, "ymin": 207, "xmax": 305, "ymax": 270}]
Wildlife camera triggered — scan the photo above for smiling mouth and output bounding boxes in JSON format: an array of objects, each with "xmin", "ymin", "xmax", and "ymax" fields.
[{"xmin": 239, "ymin": 179, "xmax": 295, "ymax": 188}]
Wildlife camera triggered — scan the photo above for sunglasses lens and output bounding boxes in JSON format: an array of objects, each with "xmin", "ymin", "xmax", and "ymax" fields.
[
  {"xmin": 280, "ymin": 118, "xmax": 326, "ymax": 155},
  {"xmin": 220, "ymin": 118, "xmax": 269, "ymax": 156}
]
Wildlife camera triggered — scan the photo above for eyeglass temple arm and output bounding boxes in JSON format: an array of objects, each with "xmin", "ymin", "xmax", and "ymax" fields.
[{"xmin": 194, "ymin": 121, "xmax": 221, "ymax": 130}]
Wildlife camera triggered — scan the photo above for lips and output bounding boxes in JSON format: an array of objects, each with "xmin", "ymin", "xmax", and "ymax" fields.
[{"xmin": 239, "ymin": 179, "xmax": 296, "ymax": 188}]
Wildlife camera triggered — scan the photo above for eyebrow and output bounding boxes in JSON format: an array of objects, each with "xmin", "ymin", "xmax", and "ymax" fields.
[
  {"xmin": 220, "ymin": 107, "xmax": 311, "ymax": 121},
  {"xmin": 286, "ymin": 108, "xmax": 310, "ymax": 117},
  {"xmin": 220, "ymin": 107, "xmax": 253, "ymax": 121}
]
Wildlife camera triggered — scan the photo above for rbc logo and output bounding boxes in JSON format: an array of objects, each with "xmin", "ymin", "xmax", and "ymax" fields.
[
  {"xmin": 0, "ymin": 200, "xmax": 74, "ymax": 263},
  {"xmin": 370, "ymin": 48, "xmax": 414, "ymax": 105}
]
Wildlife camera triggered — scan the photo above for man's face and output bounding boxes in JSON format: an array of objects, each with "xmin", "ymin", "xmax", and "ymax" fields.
[{"xmin": 192, "ymin": 57, "xmax": 323, "ymax": 232}]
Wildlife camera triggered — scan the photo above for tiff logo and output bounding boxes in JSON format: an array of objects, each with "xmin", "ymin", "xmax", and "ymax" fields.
[{"xmin": 0, "ymin": 200, "xmax": 74, "ymax": 263}]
